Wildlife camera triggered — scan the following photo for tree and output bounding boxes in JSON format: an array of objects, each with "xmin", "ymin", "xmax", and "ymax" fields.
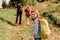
[{"xmin": 10, "ymin": 0, "xmax": 38, "ymax": 7}]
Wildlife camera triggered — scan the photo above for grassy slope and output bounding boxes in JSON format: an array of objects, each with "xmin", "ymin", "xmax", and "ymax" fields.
[
  {"xmin": 0, "ymin": 9, "xmax": 33, "ymax": 40},
  {"xmin": 0, "ymin": 1, "xmax": 60, "ymax": 40}
]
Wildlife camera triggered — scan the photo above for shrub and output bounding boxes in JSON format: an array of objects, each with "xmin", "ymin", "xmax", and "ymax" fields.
[
  {"xmin": 9, "ymin": 0, "xmax": 38, "ymax": 7},
  {"xmin": 2, "ymin": 0, "xmax": 11, "ymax": 8},
  {"xmin": 21, "ymin": 0, "xmax": 38, "ymax": 6},
  {"xmin": 2, "ymin": 1, "xmax": 6, "ymax": 8},
  {"xmin": 49, "ymin": 0, "xmax": 60, "ymax": 3},
  {"xmin": 47, "ymin": 12, "xmax": 60, "ymax": 25}
]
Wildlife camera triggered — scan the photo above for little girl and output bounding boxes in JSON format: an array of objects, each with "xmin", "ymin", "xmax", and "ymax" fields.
[{"xmin": 30, "ymin": 10, "xmax": 42, "ymax": 40}]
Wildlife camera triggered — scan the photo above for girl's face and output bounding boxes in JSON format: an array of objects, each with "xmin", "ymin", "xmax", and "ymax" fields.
[{"xmin": 31, "ymin": 12, "xmax": 38, "ymax": 20}]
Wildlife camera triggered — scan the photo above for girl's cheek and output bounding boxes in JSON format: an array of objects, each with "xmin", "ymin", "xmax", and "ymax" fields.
[{"xmin": 32, "ymin": 16, "xmax": 35, "ymax": 19}]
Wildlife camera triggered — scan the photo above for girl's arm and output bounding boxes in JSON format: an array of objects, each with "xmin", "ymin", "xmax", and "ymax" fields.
[{"xmin": 29, "ymin": 34, "xmax": 34, "ymax": 40}]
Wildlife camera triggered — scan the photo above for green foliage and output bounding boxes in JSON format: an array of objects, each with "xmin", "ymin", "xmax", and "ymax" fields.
[
  {"xmin": 2, "ymin": 1, "xmax": 10, "ymax": 8},
  {"xmin": 49, "ymin": 0, "xmax": 60, "ymax": 3},
  {"xmin": 40, "ymin": 3, "xmax": 60, "ymax": 25},
  {"xmin": 42, "ymin": 12, "xmax": 60, "ymax": 25},
  {"xmin": 9, "ymin": 0, "xmax": 38, "ymax": 7},
  {"xmin": 0, "ymin": 9, "xmax": 33, "ymax": 40},
  {"xmin": 31, "ymin": 0, "xmax": 38, "ymax": 6},
  {"xmin": 51, "ymin": 12, "xmax": 60, "ymax": 24},
  {"xmin": 21, "ymin": 0, "xmax": 38, "ymax": 6},
  {"xmin": 2, "ymin": 1, "xmax": 6, "ymax": 8},
  {"xmin": 56, "ymin": 4, "xmax": 60, "ymax": 12}
]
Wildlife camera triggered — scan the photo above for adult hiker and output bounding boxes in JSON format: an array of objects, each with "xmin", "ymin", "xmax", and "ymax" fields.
[
  {"xmin": 15, "ymin": 3, "xmax": 23, "ymax": 25},
  {"xmin": 25, "ymin": 6, "xmax": 31, "ymax": 25}
]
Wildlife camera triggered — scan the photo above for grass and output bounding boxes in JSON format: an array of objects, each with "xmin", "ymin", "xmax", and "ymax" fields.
[
  {"xmin": 0, "ymin": 9, "xmax": 33, "ymax": 40},
  {"xmin": 0, "ymin": 2, "xmax": 60, "ymax": 40},
  {"xmin": 0, "ymin": 9, "xmax": 15, "ymax": 40}
]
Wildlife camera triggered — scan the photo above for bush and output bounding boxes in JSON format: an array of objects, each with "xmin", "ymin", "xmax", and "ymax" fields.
[
  {"xmin": 2, "ymin": 1, "xmax": 6, "ymax": 8},
  {"xmin": 56, "ymin": 4, "xmax": 60, "ymax": 12},
  {"xmin": 49, "ymin": 0, "xmax": 60, "ymax": 3},
  {"xmin": 47, "ymin": 12, "xmax": 60, "ymax": 25},
  {"xmin": 21, "ymin": 0, "xmax": 38, "ymax": 6},
  {"xmin": 42, "ymin": 12, "xmax": 48, "ymax": 17},
  {"xmin": 2, "ymin": 0, "xmax": 10, "ymax": 8},
  {"xmin": 9, "ymin": 0, "xmax": 38, "ymax": 7},
  {"xmin": 41, "ymin": 7, "xmax": 60, "ymax": 25}
]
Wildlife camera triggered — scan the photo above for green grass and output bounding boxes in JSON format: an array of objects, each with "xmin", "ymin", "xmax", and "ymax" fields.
[
  {"xmin": 0, "ymin": 9, "xmax": 33, "ymax": 40},
  {"xmin": 0, "ymin": 9, "xmax": 15, "ymax": 40},
  {"xmin": 0, "ymin": 2, "xmax": 60, "ymax": 40}
]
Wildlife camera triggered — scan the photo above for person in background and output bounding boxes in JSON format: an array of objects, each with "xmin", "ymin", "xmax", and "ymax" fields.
[
  {"xmin": 25, "ymin": 6, "xmax": 31, "ymax": 25},
  {"xmin": 15, "ymin": 3, "xmax": 23, "ymax": 25},
  {"xmin": 30, "ymin": 10, "xmax": 42, "ymax": 40}
]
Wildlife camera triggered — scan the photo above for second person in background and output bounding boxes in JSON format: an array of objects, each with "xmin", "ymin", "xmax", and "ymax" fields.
[{"xmin": 25, "ymin": 6, "xmax": 32, "ymax": 25}]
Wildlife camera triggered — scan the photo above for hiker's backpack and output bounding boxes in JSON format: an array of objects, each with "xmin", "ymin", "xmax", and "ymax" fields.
[
  {"xmin": 39, "ymin": 19, "xmax": 50, "ymax": 39},
  {"xmin": 25, "ymin": 9, "xmax": 31, "ymax": 16}
]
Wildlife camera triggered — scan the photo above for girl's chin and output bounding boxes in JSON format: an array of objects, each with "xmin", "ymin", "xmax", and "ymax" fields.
[{"xmin": 32, "ymin": 18, "xmax": 35, "ymax": 20}]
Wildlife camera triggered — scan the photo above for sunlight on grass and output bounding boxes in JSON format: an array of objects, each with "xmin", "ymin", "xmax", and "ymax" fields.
[{"xmin": 0, "ymin": 9, "xmax": 33, "ymax": 40}]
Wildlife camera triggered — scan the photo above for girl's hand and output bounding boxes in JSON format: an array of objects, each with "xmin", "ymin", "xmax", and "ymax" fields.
[{"xmin": 29, "ymin": 34, "xmax": 34, "ymax": 40}]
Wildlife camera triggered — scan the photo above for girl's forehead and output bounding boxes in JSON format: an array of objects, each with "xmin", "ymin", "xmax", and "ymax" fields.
[
  {"xmin": 32, "ymin": 13, "xmax": 36, "ymax": 15},
  {"xmin": 32, "ymin": 11, "xmax": 35, "ymax": 13}
]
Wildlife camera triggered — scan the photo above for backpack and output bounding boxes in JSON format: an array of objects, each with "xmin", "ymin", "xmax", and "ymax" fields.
[{"xmin": 39, "ymin": 19, "xmax": 50, "ymax": 39}]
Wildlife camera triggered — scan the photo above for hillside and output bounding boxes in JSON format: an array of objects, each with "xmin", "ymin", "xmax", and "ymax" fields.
[{"xmin": 0, "ymin": 1, "xmax": 60, "ymax": 40}]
